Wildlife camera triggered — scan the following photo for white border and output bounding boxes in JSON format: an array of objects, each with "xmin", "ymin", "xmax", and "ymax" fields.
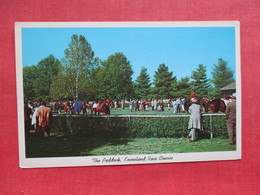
[{"xmin": 15, "ymin": 21, "xmax": 241, "ymax": 168}]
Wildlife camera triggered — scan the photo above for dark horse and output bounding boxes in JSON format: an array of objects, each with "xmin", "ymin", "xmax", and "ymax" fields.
[
  {"xmin": 207, "ymin": 98, "xmax": 226, "ymax": 113},
  {"xmin": 90, "ymin": 101, "xmax": 110, "ymax": 115},
  {"xmin": 184, "ymin": 97, "xmax": 209, "ymax": 113}
]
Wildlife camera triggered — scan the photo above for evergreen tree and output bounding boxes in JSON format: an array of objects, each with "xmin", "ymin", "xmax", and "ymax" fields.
[
  {"xmin": 171, "ymin": 76, "xmax": 192, "ymax": 98},
  {"xmin": 153, "ymin": 63, "xmax": 176, "ymax": 99},
  {"xmin": 211, "ymin": 58, "xmax": 234, "ymax": 97},
  {"xmin": 134, "ymin": 67, "xmax": 151, "ymax": 99},
  {"xmin": 191, "ymin": 64, "xmax": 210, "ymax": 97}
]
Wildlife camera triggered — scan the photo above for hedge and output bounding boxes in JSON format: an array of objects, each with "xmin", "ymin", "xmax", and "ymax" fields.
[{"xmin": 51, "ymin": 115, "xmax": 228, "ymax": 139}]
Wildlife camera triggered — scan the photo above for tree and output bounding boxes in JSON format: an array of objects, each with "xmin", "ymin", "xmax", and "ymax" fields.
[
  {"xmin": 211, "ymin": 58, "xmax": 234, "ymax": 97},
  {"xmin": 97, "ymin": 52, "xmax": 134, "ymax": 100},
  {"xmin": 33, "ymin": 55, "xmax": 61, "ymax": 101},
  {"xmin": 50, "ymin": 68, "xmax": 75, "ymax": 101},
  {"xmin": 171, "ymin": 76, "xmax": 192, "ymax": 98},
  {"xmin": 153, "ymin": 63, "xmax": 176, "ymax": 99},
  {"xmin": 134, "ymin": 67, "xmax": 151, "ymax": 99},
  {"xmin": 190, "ymin": 64, "xmax": 210, "ymax": 97},
  {"xmin": 60, "ymin": 34, "xmax": 99, "ymax": 100},
  {"xmin": 23, "ymin": 65, "xmax": 39, "ymax": 101}
]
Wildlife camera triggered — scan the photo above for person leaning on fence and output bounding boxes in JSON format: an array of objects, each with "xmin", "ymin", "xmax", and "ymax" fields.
[
  {"xmin": 225, "ymin": 93, "xmax": 236, "ymax": 145},
  {"xmin": 187, "ymin": 97, "xmax": 202, "ymax": 142}
]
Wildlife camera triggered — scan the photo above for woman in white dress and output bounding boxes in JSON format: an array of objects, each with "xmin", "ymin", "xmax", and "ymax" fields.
[{"xmin": 187, "ymin": 98, "xmax": 202, "ymax": 142}]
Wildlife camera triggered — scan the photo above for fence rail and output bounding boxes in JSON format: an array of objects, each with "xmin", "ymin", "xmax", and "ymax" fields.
[{"xmin": 53, "ymin": 113, "xmax": 225, "ymax": 117}]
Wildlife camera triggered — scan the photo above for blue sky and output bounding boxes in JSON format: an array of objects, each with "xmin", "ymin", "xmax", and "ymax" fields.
[{"xmin": 22, "ymin": 26, "xmax": 236, "ymax": 81}]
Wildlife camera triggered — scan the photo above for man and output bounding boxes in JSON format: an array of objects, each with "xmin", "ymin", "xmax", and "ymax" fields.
[
  {"xmin": 225, "ymin": 93, "xmax": 236, "ymax": 145},
  {"xmin": 36, "ymin": 101, "xmax": 52, "ymax": 137}
]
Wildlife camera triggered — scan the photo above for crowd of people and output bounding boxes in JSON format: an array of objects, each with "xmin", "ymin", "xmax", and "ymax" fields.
[
  {"xmin": 126, "ymin": 98, "xmax": 187, "ymax": 113},
  {"xmin": 25, "ymin": 98, "xmax": 188, "ymax": 116},
  {"xmin": 24, "ymin": 93, "xmax": 236, "ymax": 145}
]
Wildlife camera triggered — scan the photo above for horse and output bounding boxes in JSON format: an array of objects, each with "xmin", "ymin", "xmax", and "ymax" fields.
[
  {"xmin": 207, "ymin": 98, "xmax": 226, "ymax": 113},
  {"xmin": 90, "ymin": 100, "xmax": 110, "ymax": 115},
  {"xmin": 184, "ymin": 97, "xmax": 209, "ymax": 113}
]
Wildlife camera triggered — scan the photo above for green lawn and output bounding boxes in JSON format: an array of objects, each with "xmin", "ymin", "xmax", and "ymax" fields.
[
  {"xmin": 110, "ymin": 107, "xmax": 180, "ymax": 115},
  {"xmin": 58, "ymin": 107, "xmax": 190, "ymax": 116},
  {"xmin": 25, "ymin": 133, "xmax": 235, "ymax": 158},
  {"xmin": 28, "ymin": 108, "xmax": 229, "ymax": 158}
]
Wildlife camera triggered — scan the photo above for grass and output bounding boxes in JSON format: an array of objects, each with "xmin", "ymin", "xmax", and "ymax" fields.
[
  {"xmin": 110, "ymin": 108, "xmax": 182, "ymax": 115},
  {"xmin": 25, "ymin": 132, "xmax": 235, "ymax": 158},
  {"xmin": 58, "ymin": 107, "xmax": 191, "ymax": 116}
]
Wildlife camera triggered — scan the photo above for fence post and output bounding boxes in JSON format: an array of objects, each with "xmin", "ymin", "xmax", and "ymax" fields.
[{"xmin": 210, "ymin": 115, "xmax": 213, "ymax": 139}]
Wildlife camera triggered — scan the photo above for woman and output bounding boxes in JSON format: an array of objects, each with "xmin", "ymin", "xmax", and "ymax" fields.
[{"xmin": 187, "ymin": 98, "xmax": 202, "ymax": 142}]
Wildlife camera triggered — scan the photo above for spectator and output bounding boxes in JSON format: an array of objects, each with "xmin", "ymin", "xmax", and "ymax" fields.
[
  {"xmin": 24, "ymin": 102, "xmax": 33, "ymax": 136},
  {"xmin": 135, "ymin": 99, "xmax": 139, "ymax": 111},
  {"xmin": 121, "ymin": 99, "xmax": 125, "ymax": 109},
  {"xmin": 172, "ymin": 99, "xmax": 177, "ymax": 113},
  {"xmin": 225, "ymin": 93, "xmax": 236, "ymax": 145},
  {"xmin": 31, "ymin": 105, "xmax": 42, "ymax": 134},
  {"xmin": 167, "ymin": 99, "xmax": 172, "ymax": 110},
  {"xmin": 36, "ymin": 101, "xmax": 52, "ymax": 137},
  {"xmin": 176, "ymin": 98, "xmax": 181, "ymax": 113},
  {"xmin": 129, "ymin": 100, "xmax": 133, "ymax": 112},
  {"xmin": 187, "ymin": 98, "xmax": 202, "ymax": 142}
]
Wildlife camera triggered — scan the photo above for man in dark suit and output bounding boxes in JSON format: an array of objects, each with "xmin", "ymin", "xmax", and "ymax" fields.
[{"xmin": 225, "ymin": 93, "xmax": 236, "ymax": 145}]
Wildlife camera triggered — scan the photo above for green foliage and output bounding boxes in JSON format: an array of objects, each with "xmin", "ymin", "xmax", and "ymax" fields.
[
  {"xmin": 53, "ymin": 34, "xmax": 99, "ymax": 100},
  {"xmin": 23, "ymin": 65, "xmax": 38, "ymax": 101},
  {"xmin": 134, "ymin": 67, "xmax": 151, "ymax": 99},
  {"xmin": 50, "ymin": 71, "xmax": 75, "ymax": 100},
  {"xmin": 51, "ymin": 115, "xmax": 228, "ymax": 139},
  {"xmin": 23, "ymin": 55, "xmax": 61, "ymax": 101},
  {"xmin": 34, "ymin": 55, "xmax": 61, "ymax": 100},
  {"xmin": 191, "ymin": 64, "xmax": 210, "ymax": 96},
  {"xmin": 171, "ymin": 76, "xmax": 192, "ymax": 98},
  {"xmin": 153, "ymin": 63, "xmax": 177, "ymax": 99},
  {"xmin": 96, "ymin": 53, "xmax": 134, "ymax": 100},
  {"xmin": 211, "ymin": 58, "xmax": 234, "ymax": 97}
]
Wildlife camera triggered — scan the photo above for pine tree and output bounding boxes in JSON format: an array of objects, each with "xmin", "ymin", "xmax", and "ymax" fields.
[
  {"xmin": 191, "ymin": 64, "xmax": 210, "ymax": 97},
  {"xmin": 153, "ymin": 63, "xmax": 176, "ymax": 99},
  {"xmin": 171, "ymin": 76, "xmax": 192, "ymax": 98},
  {"xmin": 211, "ymin": 58, "xmax": 234, "ymax": 97},
  {"xmin": 135, "ymin": 67, "xmax": 151, "ymax": 99}
]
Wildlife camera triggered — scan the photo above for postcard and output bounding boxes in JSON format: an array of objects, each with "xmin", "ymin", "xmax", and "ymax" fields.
[{"xmin": 15, "ymin": 21, "xmax": 241, "ymax": 168}]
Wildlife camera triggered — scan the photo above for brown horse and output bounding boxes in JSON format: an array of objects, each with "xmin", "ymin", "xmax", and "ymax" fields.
[
  {"xmin": 184, "ymin": 97, "xmax": 209, "ymax": 113},
  {"xmin": 207, "ymin": 98, "xmax": 226, "ymax": 113},
  {"xmin": 90, "ymin": 101, "xmax": 110, "ymax": 115}
]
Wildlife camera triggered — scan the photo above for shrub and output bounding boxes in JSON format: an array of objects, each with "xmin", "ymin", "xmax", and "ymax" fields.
[{"xmin": 51, "ymin": 115, "xmax": 228, "ymax": 139}]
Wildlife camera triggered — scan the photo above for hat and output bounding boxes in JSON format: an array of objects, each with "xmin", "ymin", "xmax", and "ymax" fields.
[
  {"xmin": 191, "ymin": 98, "xmax": 197, "ymax": 103},
  {"xmin": 224, "ymin": 95, "xmax": 231, "ymax": 100},
  {"xmin": 190, "ymin": 93, "xmax": 196, "ymax": 98},
  {"xmin": 231, "ymin": 93, "xmax": 236, "ymax": 99}
]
